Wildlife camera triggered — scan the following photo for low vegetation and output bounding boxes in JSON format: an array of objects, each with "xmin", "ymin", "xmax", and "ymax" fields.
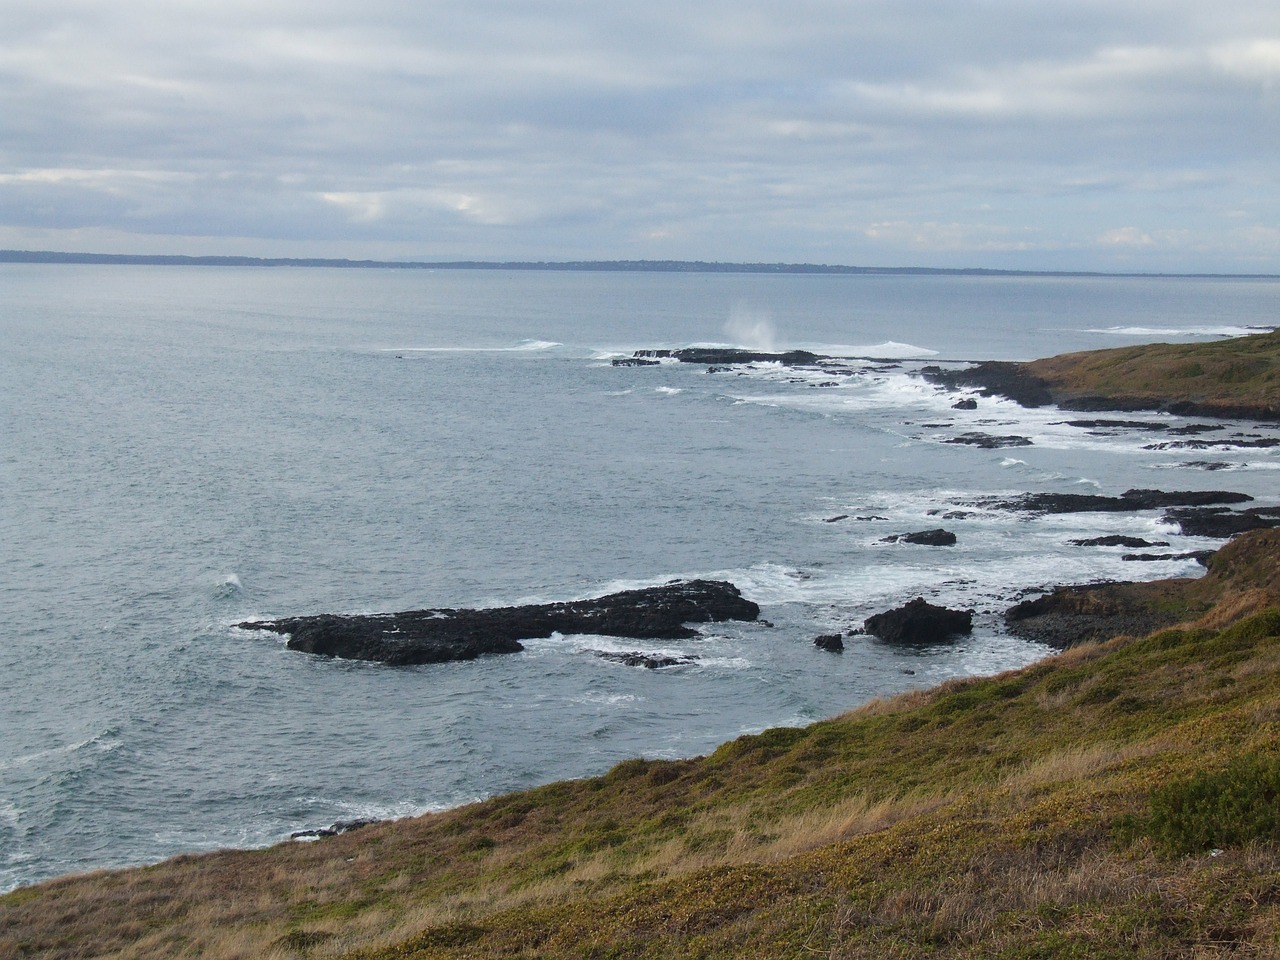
[
  {"xmin": 1026, "ymin": 328, "xmax": 1280, "ymax": 418},
  {"xmin": 5, "ymin": 529, "xmax": 1280, "ymax": 958}
]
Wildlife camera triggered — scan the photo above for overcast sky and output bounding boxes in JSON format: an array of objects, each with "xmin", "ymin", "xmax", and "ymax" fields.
[{"xmin": 2, "ymin": 1, "xmax": 1278, "ymax": 270}]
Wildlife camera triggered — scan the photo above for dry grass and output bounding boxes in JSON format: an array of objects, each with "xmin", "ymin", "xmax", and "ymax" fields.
[{"xmin": 1025, "ymin": 327, "xmax": 1280, "ymax": 416}]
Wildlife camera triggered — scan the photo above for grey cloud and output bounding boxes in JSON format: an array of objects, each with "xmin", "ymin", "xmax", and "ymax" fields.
[{"xmin": 2, "ymin": 1, "xmax": 1279, "ymax": 269}]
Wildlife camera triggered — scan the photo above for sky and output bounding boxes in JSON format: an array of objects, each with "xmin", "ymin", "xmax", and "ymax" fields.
[{"xmin": 2, "ymin": 1, "xmax": 1279, "ymax": 271}]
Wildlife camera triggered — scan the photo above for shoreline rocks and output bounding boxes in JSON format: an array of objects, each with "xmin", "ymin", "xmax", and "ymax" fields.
[
  {"xmin": 1004, "ymin": 585, "xmax": 1181, "ymax": 650},
  {"xmin": 593, "ymin": 651, "xmax": 698, "ymax": 669},
  {"xmin": 882, "ymin": 528, "xmax": 957, "ymax": 546},
  {"xmin": 966, "ymin": 488, "xmax": 1252, "ymax": 515},
  {"xmin": 239, "ymin": 580, "xmax": 760, "ymax": 666},
  {"xmin": 865, "ymin": 598, "xmax": 974, "ymax": 646}
]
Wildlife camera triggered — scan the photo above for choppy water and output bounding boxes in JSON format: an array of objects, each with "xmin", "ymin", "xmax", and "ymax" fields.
[{"xmin": 2, "ymin": 266, "xmax": 1278, "ymax": 891}]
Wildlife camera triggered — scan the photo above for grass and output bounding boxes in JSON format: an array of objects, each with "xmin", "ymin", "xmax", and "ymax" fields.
[
  {"xmin": 5, "ymin": 532, "xmax": 1280, "ymax": 958},
  {"xmin": 1025, "ymin": 328, "xmax": 1280, "ymax": 417}
]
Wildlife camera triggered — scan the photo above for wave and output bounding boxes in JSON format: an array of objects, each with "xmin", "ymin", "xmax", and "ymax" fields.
[
  {"xmin": 0, "ymin": 731, "xmax": 121, "ymax": 773},
  {"xmin": 801, "ymin": 340, "xmax": 939, "ymax": 358},
  {"xmin": 1083, "ymin": 325, "xmax": 1271, "ymax": 339},
  {"xmin": 380, "ymin": 339, "xmax": 563, "ymax": 353}
]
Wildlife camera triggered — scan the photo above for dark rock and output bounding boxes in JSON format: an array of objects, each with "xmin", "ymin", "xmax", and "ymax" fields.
[
  {"xmin": 611, "ymin": 357, "xmax": 660, "ymax": 367},
  {"xmin": 291, "ymin": 818, "xmax": 377, "ymax": 841},
  {"xmin": 943, "ymin": 432, "xmax": 1033, "ymax": 449},
  {"xmin": 1005, "ymin": 585, "xmax": 1180, "ymax": 649},
  {"xmin": 1166, "ymin": 423, "xmax": 1225, "ymax": 435},
  {"xmin": 816, "ymin": 381, "xmax": 841, "ymax": 388},
  {"xmin": 239, "ymin": 579, "xmax": 760, "ymax": 666},
  {"xmin": 1121, "ymin": 551, "xmax": 1215, "ymax": 564},
  {"xmin": 813, "ymin": 634, "xmax": 844, "ymax": 653},
  {"xmin": 951, "ymin": 398, "xmax": 978, "ymax": 410},
  {"xmin": 1061, "ymin": 395, "xmax": 1175, "ymax": 413},
  {"xmin": 864, "ymin": 598, "xmax": 973, "ymax": 646},
  {"xmin": 921, "ymin": 362, "xmax": 1054, "ymax": 407},
  {"xmin": 1163, "ymin": 506, "xmax": 1280, "ymax": 538},
  {"xmin": 1068, "ymin": 536, "xmax": 1170, "ymax": 548},
  {"xmin": 882, "ymin": 528, "xmax": 958, "ymax": 547},
  {"xmin": 593, "ymin": 651, "xmax": 698, "ymax": 669},
  {"xmin": 1052, "ymin": 419, "xmax": 1165, "ymax": 430},
  {"xmin": 823, "ymin": 515, "xmax": 849, "ymax": 523},
  {"xmin": 1145, "ymin": 437, "xmax": 1280, "ymax": 450},
  {"xmin": 969, "ymin": 488, "xmax": 1252, "ymax": 515},
  {"xmin": 1179, "ymin": 460, "xmax": 1234, "ymax": 471},
  {"xmin": 670, "ymin": 347, "xmax": 825, "ymax": 366}
]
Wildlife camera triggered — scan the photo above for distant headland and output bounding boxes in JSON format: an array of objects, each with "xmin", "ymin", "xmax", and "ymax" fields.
[{"xmin": 2, "ymin": 249, "xmax": 1278, "ymax": 279}]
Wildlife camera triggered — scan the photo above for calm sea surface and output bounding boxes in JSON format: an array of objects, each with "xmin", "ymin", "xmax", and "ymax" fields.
[{"xmin": 2, "ymin": 266, "xmax": 1278, "ymax": 891}]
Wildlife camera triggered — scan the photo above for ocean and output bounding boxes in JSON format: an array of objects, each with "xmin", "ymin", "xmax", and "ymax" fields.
[{"xmin": 2, "ymin": 265, "xmax": 1278, "ymax": 892}]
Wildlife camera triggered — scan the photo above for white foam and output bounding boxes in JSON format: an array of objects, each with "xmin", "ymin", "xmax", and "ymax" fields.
[
  {"xmin": 0, "ymin": 802, "xmax": 21, "ymax": 829},
  {"xmin": 380, "ymin": 339, "xmax": 562, "ymax": 353},
  {"xmin": 1083, "ymin": 325, "xmax": 1268, "ymax": 339},
  {"xmin": 0, "ymin": 733, "xmax": 119, "ymax": 773},
  {"xmin": 655, "ymin": 386, "xmax": 683, "ymax": 396},
  {"xmin": 805, "ymin": 340, "xmax": 939, "ymax": 359},
  {"xmin": 572, "ymin": 693, "xmax": 642, "ymax": 705}
]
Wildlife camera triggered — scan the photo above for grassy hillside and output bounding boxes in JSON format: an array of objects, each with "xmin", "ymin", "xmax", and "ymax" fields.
[
  {"xmin": 5, "ymin": 532, "xmax": 1280, "ymax": 959},
  {"xmin": 1026, "ymin": 328, "xmax": 1280, "ymax": 419}
]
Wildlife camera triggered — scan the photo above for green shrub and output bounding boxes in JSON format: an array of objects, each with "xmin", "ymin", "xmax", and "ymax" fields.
[{"xmin": 1133, "ymin": 754, "xmax": 1280, "ymax": 855}]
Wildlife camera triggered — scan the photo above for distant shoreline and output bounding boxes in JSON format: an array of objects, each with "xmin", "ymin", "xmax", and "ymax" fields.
[{"xmin": 2, "ymin": 249, "xmax": 1278, "ymax": 280}]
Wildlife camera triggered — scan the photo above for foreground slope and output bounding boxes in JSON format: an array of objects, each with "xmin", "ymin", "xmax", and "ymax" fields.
[{"xmin": 5, "ymin": 532, "xmax": 1280, "ymax": 959}]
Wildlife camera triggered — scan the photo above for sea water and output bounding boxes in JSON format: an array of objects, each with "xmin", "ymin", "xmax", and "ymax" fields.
[{"xmin": 2, "ymin": 265, "xmax": 1278, "ymax": 891}]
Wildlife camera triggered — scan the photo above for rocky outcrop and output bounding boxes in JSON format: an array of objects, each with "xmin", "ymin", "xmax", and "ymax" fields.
[
  {"xmin": 290, "ymin": 819, "xmax": 377, "ymax": 841},
  {"xmin": 813, "ymin": 634, "xmax": 845, "ymax": 653},
  {"xmin": 1163, "ymin": 506, "xmax": 1280, "ymax": 538},
  {"xmin": 968, "ymin": 489, "xmax": 1251, "ymax": 515},
  {"xmin": 1069, "ymin": 535, "xmax": 1170, "ymax": 548},
  {"xmin": 1122, "ymin": 551, "xmax": 1214, "ymax": 564},
  {"xmin": 593, "ymin": 651, "xmax": 698, "ymax": 669},
  {"xmin": 921, "ymin": 362, "xmax": 1054, "ymax": 407},
  {"xmin": 882, "ymin": 529, "xmax": 957, "ymax": 546},
  {"xmin": 240, "ymin": 580, "xmax": 760, "ymax": 666},
  {"xmin": 1004, "ymin": 586, "xmax": 1181, "ymax": 650},
  {"xmin": 617, "ymin": 348, "xmax": 827, "ymax": 366},
  {"xmin": 943, "ymin": 432, "xmax": 1033, "ymax": 449},
  {"xmin": 864, "ymin": 598, "xmax": 973, "ymax": 646}
]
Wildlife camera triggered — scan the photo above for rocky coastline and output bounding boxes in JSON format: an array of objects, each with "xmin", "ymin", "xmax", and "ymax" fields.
[
  {"xmin": 239, "ymin": 579, "xmax": 760, "ymax": 665},
  {"xmin": 921, "ymin": 328, "xmax": 1280, "ymax": 421},
  {"xmin": 252, "ymin": 335, "xmax": 1280, "ymax": 671}
]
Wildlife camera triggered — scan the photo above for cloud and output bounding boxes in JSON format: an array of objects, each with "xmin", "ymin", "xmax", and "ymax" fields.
[
  {"xmin": 1097, "ymin": 227, "xmax": 1156, "ymax": 248},
  {"xmin": 1, "ymin": 1, "xmax": 1279, "ymax": 270}
]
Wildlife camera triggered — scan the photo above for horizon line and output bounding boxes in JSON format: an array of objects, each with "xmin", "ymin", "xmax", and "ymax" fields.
[{"xmin": 2, "ymin": 249, "xmax": 1278, "ymax": 280}]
